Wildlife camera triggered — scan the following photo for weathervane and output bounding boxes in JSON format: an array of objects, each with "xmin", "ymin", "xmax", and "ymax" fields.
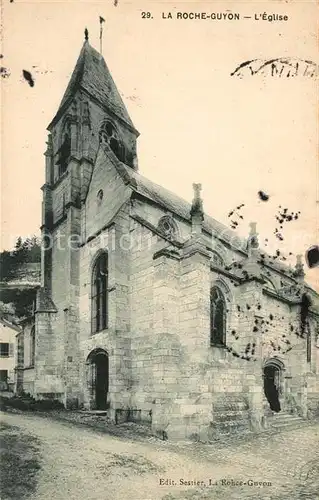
[{"xmin": 99, "ymin": 16, "xmax": 105, "ymax": 54}]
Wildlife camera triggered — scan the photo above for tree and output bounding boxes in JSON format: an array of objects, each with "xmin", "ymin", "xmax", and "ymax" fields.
[
  {"xmin": 0, "ymin": 235, "xmax": 41, "ymax": 281},
  {"xmin": 0, "ymin": 301, "xmax": 16, "ymax": 316}
]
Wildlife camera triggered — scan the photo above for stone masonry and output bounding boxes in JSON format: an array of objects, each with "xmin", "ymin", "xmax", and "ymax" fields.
[{"xmin": 18, "ymin": 35, "xmax": 319, "ymax": 440}]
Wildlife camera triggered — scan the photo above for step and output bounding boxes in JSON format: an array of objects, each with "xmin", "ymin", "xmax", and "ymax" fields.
[
  {"xmin": 78, "ymin": 410, "xmax": 108, "ymax": 416},
  {"xmin": 213, "ymin": 410, "xmax": 250, "ymax": 421},
  {"xmin": 271, "ymin": 415, "xmax": 303, "ymax": 423},
  {"xmin": 271, "ymin": 421, "xmax": 306, "ymax": 431},
  {"xmin": 270, "ymin": 416, "xmax": 305, "ymax": 429},
  {"xmin": 210, "ymin": 419, "xmax": 251, "ymax": 433}
]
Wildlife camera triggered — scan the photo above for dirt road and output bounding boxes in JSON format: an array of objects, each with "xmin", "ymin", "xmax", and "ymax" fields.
[{"xmin": 1, "ymin": 411, "xmax": 318, "ymax": 500}]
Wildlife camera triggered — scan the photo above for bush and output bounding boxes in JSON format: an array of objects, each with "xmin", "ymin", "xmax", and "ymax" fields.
[{"xmin": 0, "ymin": 394, "xmax": 64, "ymax": 412}]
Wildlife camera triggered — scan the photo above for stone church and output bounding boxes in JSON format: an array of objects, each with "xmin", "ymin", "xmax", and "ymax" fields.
[{"xmin": 16, "ymin": 34, "xmax": 319, "ymax": 440}]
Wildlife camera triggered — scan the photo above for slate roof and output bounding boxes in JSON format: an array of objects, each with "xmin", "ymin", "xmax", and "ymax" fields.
[
  {"xmin": 121, "ymin": 163, "xmax": 248, "ymax": 251},
  {"xmin": 48, "ymin": 41, "xmax": 137, "ymax": 131},
  {"xmin": 0, "ymin": 317, "xmax": 21, "ymax": 332},
  {"xmin": 120, "ymin": 164, "xmax": 306, "ymax": 278},
  {"xmin": 97, "ymin": 143, "xmax": 302, "ymax": 280}
]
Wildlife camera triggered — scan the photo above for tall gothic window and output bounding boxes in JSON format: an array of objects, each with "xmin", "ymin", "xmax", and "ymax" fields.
[
  {"xmin": 210, "ymin": 287, "xmax": 226, "ymax": 346},
  {"xmin": 91, "ymin": 253, "xmax": 108, "ymax": 334},
  {"xmin": 30, "ymin": 326, "xmax": 35, "ymax": 367}
]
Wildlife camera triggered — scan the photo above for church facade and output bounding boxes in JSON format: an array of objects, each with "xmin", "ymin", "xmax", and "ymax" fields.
[{"xmin": 17, "ymin": 36, "xmax": 319, "ymax": 440}]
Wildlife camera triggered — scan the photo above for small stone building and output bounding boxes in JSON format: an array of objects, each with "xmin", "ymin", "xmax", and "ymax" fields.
[{"xmin": 18, "ymin": 35, "xmax": 319, "ymax": 439}]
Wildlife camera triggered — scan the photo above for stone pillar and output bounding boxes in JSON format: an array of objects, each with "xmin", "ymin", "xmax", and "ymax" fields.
[
  {"xmin": 62, "ymin": 200, "xmax": 82, "ymax": 408},
  {"xmin": 111, "ymin": 223, "xmax": 132, "ymax": 412},
  {"xmin": 164, "ymin": 240, "xmax": 212, "ymax": 441},
  {"xmin": 236, "ymin": 256, "xmax": 265, "ymax": 431},
  {"xmin": 151, "ymin": 249, "xmax": 182, "ymax": 439}
]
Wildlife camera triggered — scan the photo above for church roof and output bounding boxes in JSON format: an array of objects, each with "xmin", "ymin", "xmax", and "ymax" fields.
[
  {"xmin": 121, "ymin": 164, "xmax": 246, "ymax": 250},
  {"xmin": 120, "ymin": 165, "xmax": 304, "ymax": 278},
  {"xmin": 48, "ymin": 41, "xmax": 136, "ymax": 131}
]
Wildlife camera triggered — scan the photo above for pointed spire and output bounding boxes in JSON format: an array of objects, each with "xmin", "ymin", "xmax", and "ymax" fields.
[
  {"xmin": 47, "ymin": 38, "xmax": 138, "ymax": 133},
  {"xmin": 241, "ymin": 221, "xmax": 263, "ymax": 280},
  {"xmin": 190, "ymin": 183, "xmax": 204, "ymax": 237},
  {"xmin": 190, "ymin": 183, "xmax": 204, "ymax": 218}
]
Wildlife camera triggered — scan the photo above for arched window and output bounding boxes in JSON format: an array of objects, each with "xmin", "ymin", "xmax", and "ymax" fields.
[
  {"xmin": 99, "ymin": 121, "xmax": 126, "ymax": 163},
  {"xmin": 91, "ymin": 253, "xmax": 108, "ymax": 333},
  {"xmin": 57, "ymin": 122, "xmax": 71, "ymax": 176},
  {"xmin": 30, "ymin": 326, "xmax": 35, "ymax": 367},
  {"xmin": 210, "ymin": 287, "xmax": 226, "ymax": 346}
]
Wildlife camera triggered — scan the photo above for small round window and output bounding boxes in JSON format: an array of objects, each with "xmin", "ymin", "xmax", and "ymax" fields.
[
  {"xmin": 158, "ymin": 216, "xmax": 178, "ymax": 239},
  {"xmin": 97, "ymin": 189, "xmax": 104, "ymax": 204}
]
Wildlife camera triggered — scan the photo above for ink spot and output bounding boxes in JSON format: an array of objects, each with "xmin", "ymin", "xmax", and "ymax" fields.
[
  {"xmin": 305, "ymin": 245, "xmax": 319, "ymax": 268},
  {"xmin": 253, "ymin": 326, "xmax": 258, "ymax": 332},
  {"xmin": 269, "ymin": 314, "xmax": 274, "ymax": 320},
  {"xmin": 0, "ymin": 66, "xmax": 10, "ymax": 79},
  {"xmin": 22, "ymin": 69, "xmax": 35, "ymax": 87},
  {"xmin": 258, "ymin": 190, "xmax": 269, "ymax": 201}
]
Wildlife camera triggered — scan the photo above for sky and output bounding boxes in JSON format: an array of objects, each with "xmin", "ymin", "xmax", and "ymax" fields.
[{"xmin": 1, "ymin": 0, "xmax": 318, "ymax": 290}]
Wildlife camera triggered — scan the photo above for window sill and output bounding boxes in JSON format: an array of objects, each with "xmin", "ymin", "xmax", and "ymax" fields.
[
  {"xmin": 91, "ymin": 328, "xmax": 109, "ymax": 336},
  {"xmin": 23, "ymin": 365, "xmax": 35, "ymax": 370},
  {"xmin": 210, "ymin": 344, "xmax": 227, "ymax": 349}
]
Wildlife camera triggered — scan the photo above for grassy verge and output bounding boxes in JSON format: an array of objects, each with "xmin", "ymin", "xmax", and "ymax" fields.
[{"xmin": 0, "ymin": 421, "xmax": 41, "ymax": 500}]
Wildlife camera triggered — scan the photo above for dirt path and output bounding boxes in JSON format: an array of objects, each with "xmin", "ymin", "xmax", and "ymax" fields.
[{"xmin": 1, "ymin": 411, "xmax": 318, "ymax": 500}]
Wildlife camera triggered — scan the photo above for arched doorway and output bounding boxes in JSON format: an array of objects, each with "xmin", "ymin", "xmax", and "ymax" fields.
[
  {"xmin": 263, "ymin": 358, "xmax": 284, "ymax": 413},
  {"xmin": 86, "ymin": 349, "xmax": 109, "ymax": 410}
]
